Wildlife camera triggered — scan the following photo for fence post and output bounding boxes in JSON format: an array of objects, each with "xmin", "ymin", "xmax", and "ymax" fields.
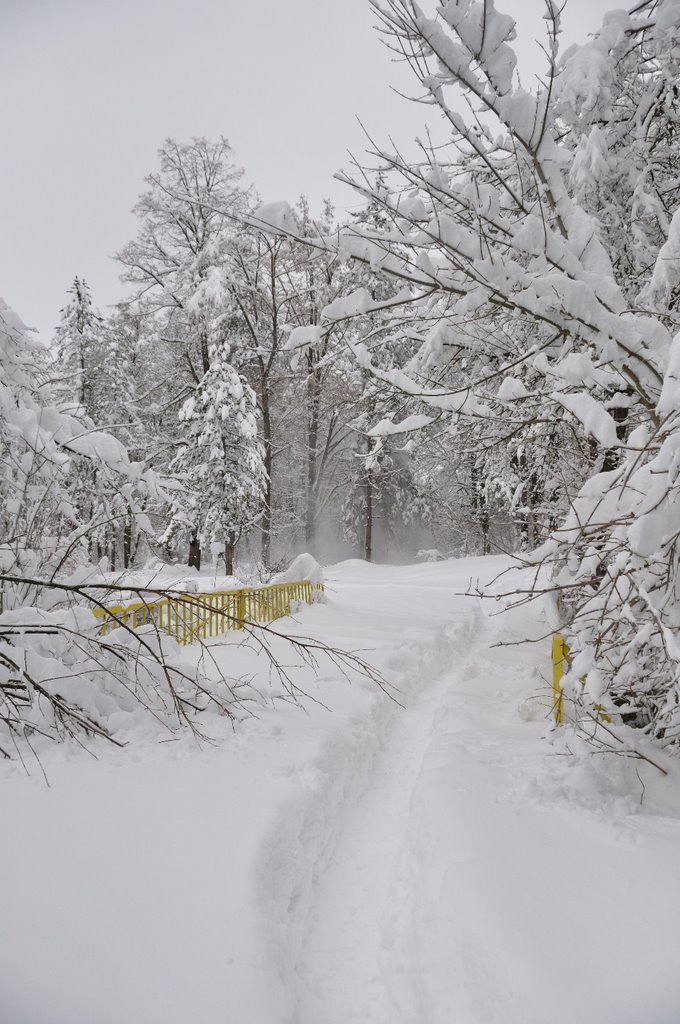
[{"xmin": 552, "ymin": 633, "xmax": 565, "ymax": 724}]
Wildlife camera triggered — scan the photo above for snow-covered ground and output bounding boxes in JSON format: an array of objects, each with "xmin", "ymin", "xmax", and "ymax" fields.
[{"xmin": 2, "ymin": 557, "xmax": 680, "ymax": 1024}]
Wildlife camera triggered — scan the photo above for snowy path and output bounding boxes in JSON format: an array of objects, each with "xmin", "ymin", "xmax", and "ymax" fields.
[
  {"xmin": 262, "ymin": 561, "xmax": 680, "ymax": 1024},
  {"xmin": 2, "ymin": 558, "xmax": 680, "ymax": 1023}
]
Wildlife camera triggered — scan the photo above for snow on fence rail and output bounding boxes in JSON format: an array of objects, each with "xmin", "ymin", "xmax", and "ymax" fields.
[{"xmin": 93, "ymin": 580, "xmax": 324, "ymax": 644}]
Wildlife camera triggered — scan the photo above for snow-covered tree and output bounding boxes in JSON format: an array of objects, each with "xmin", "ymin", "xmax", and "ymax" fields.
[
  {"xmin": 228, "ymin": 196, "xmax": 349, "ymax": 562},
  {"xmin": 342, "ymin": 423, "xmax": 435, "ymax": 560},
  {"xmin": 268, "ymin": 0, "xmax": 680, "ymax": 747},
  {"xmin": 163, "ymin": 341, "xmax": 266, "ymax": 573},
  {"xmin": 53, "ymin": 276, "xmax": 105, "ymax": 415},
  {"xmin": 0, "ymin": 297, "xmax": 217, "ymax": 755},
  {"xmin": 117, "ymin": 136, "xmax": 248, "ymax": 381},
  {"xmin": 52, "ymin": 281, "xmax": 147, "ymax": 568}
]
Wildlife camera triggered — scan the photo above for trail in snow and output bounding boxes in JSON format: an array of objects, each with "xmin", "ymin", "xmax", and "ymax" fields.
[
  {"xmin": 287, "ymin": 611, "xmax": 483, "ymax": 1024},
  {"xmin": 259, "ymin": 560, "xmax": 680, "ymax": 1024}
]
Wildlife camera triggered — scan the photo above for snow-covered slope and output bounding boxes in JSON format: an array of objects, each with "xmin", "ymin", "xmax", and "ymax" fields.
[{"xmin": 2, "ymin": 557, "xmax": 679, "ymax": 1024}]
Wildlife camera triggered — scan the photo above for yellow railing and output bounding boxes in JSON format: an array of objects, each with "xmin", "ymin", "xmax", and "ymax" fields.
[
  {"xmin": 552, "ymin": 632, "xmax": 610, "ymax": 725},
  {"xmin": 93, "ymin": 580, "xmax": 324, "ymax": 644}
]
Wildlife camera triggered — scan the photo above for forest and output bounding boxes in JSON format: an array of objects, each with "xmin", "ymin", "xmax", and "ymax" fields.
[{"xmin": 3, "ymin": 0, "xmax": 680, "ymax": 760}]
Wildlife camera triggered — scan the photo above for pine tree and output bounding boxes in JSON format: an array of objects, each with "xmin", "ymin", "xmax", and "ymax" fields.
[
  {"xmin": 53, "ymin": 276, "xmax": 104, "ymax": 416},
  {"xmin": 163, "ymin": 341, "xmax": 266, "ymax": 573}
]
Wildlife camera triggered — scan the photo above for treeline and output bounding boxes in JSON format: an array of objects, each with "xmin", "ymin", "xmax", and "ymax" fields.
[{"xmin": 52, "ymin": 140, "xmax": 450, "ymax": 573}]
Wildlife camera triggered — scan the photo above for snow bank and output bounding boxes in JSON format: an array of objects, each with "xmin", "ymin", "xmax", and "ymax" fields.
[{"xmin": 270, "ymin": 552, "xmax": 324, "ymax": 586}]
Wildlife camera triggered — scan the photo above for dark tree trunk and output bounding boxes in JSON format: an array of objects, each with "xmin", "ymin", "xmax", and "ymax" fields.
[
  {"xmin": 123, "ymin": 516, "xmax": 133, "ymax": 569},
  {"xmin": 470, "ymin": 459, "xmax": 490, "ymax": 555},
  {"xmin": 602, "ymin": 403, "xmax": 629, "ymax": 473},
  {"xmin": 188, "ymin": 530, "xmax": 201, "ymax": 570},
  {"xmin": 594, "ymin": 398, "xmax": 630, "ymax": 584},
  {"xmin": 364, "ymin": 467, "xmax": 373, "ymax": 562},
  {"xmin": 481, "ymin": 505, "xmax": 490, "ymax": 555},
  {"xmin": 199, "ymin": 327, "xmax": 210, "ymax": 375},
  {"xmin": 519, "ymin": 517, "xmax": 529, "ymax": 553},
  {"xmin": 225, "ymin": 531, "xmax": 236, "ymax": 575},
  {"xmin": 305, "ymin": 351, "xmax": 321, "ymax": 551},
  {"xmin": 260, "ymin": 388, "xmax": 273, "ymax": 568}
]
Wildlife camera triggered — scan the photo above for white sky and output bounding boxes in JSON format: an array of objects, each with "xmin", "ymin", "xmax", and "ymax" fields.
[{"xmin": 2, "ymin": 0, "xmax": 615, "ymax": 337}]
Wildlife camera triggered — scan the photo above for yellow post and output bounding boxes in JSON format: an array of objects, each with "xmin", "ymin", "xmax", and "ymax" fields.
[{"xmin": 552, "ymin": 633, "xmax": 565, "ymax": 725}]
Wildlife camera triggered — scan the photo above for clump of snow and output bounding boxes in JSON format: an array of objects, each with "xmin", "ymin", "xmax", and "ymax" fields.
[
  {"xmin": 552, "ymin": 391, "xmax": 619, "ymax": 448},
  {"xmin": 284, "ymin": 325, "xmax": 325, "ymax": 352},
  {"xmin": 252, "ymin": 201, "xmax": 297, "ymax": 235},
  {"xmin": 367, "ymin": 414, "xmax": 434, "ymax": 437},
  {"xmin": 322, "ymin": 288, "xmax": 374, "ymax": 321},
  {"xmin": 271, "ymin": 553, "xmax": 324, "ymax": 586},
  {"xmin": 497, "ymin": 376, "xmax": 529, "ymax": 401}
]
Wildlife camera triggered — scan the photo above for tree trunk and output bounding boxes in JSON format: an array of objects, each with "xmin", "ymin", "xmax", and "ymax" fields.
[
  {"xmin": 199, "ymin": 326, "xmax": 210, "ymax": 375},
  {"xmin": 364, "ymin": 466, "xmax": 373, "ymax": 562},
  {"xmin": 481, "ymin": 505, "xmax": 490, "ymax": 555},
  {"xmin": 260, "ymin": 386, "xmax": 273, "ymax": 568},
  {"xmin": 224, "ymin": 531, "xmax": 236, "ymax": 575},
  {"xmin": 188, "ymin": 530, "xmax": 201, "ymax": 570},
  {"xmin": 469, "ymin": 458, "xmax": 491, "ymax": 556},
  {"xmin": 519, "ymin": 517, "xmax": 529, "ymax": 553},
  {"xmin": 305, "ymin": 351, "xmax": 321, "ymax": 551},
  {"xmin": 123, "ymin": 516, "xmax": 133, "ymax": 569},
  {"xmin": 602, "ymin": 402, "xmax": 629, "ymax": 473}
]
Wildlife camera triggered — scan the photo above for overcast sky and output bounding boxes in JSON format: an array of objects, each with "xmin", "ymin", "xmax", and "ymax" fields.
[{"xmin": 3, "ymin": 0, "xmax": 615, "ymax": 338}]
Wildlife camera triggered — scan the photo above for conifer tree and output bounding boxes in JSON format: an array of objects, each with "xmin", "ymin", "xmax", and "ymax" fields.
[
  {"xmin": 53, "ymin": 276, "xmax": 104, "ymax": 416},
  {"xmin": 163, "ymin": 341, "xmax": 266, "ymax": 573}
]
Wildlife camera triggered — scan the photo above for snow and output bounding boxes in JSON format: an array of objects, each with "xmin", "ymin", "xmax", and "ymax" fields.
[
  {"xmin": 367, "ymin": 413, "xmax": 435, "ymax": 437},
  {"xmin": 284, "ymin": 324, "xmax": 325, "ymax": 352},
  {"xmin": 95, "ymin": 561, "xmax": 245, "ymax": 595},
  {"xmin": 496, "ymin": 376, "xmax": 529, "ymax": 401},
  {"xmin": 552, "ymin": 390, "xmax": 620, "ymax": 448},
  {"xmin": 2, "ymin": 557, "xmax": 680, "ymax": 1023},
  {"xmin": 658, "ymin": 331, "xmax": 680, "ymax": 415},
  {"xmin": 322, "ymin": 287, "xmax": 375, "ymax": 321},
  {"xmin": 252, "ymin": 201, "xmax": 297, "ymax": 235},
  {"xmin": 270, "ymin": 552, "xmax": 324, "ymax": 586},
  {"xmin": 648, "ymin": 208, "xmax": 680, "ymax": 310}
]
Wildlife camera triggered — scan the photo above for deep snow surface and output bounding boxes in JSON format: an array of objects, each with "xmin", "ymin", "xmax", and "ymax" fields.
[{"xmin": 2, "ymin": 557, "xmax": 680, "ymax": 1023}]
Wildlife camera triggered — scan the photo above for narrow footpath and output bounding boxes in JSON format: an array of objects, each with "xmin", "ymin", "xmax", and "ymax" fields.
[{"xmin": 261, "ymin": 559, "xmax": 680, "ymax": 1024}]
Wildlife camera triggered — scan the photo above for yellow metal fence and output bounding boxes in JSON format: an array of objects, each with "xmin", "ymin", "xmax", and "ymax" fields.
[
  {"xmin": 93, "ymin": 580, "xmax": 324, "ymax": 644},
  {"xmin": 552, "ymin": 632, "xmax": 610, "ymax": 725}
]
